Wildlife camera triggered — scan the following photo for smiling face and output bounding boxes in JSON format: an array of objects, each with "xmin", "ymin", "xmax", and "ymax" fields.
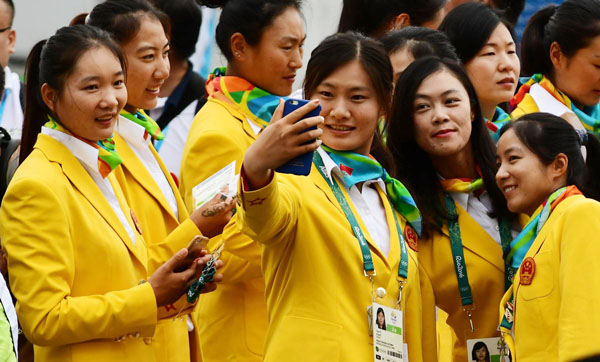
[
  {"xmin": 552, "ymin": 35, "xmax": 600, "ymax": 107},
  {"xmin": 237, "ymin": 7, "xmax": 304, "ymax": 96},
  {"xmin": 43, "ymin": 46, "xmax": 127, "ymax": 142},
  {"xmin": 475, "ymin": 346, "xmax": 487, "ymax": 361},
  {"xmin": 412, "ymin": 70, "xmax": 473, "ymax": 159},
  {"xmin": 495, "ymin": 128, "xmax": 567, "ymax": 216},
  {"xmin": 310, "ymin": 59, "xmax": 382, "ymax": 155},
  {"xmin": 120, "ymin": 16, "xmax": 170, "ymax": 112},
  {"xmin": 465, "ymin": 23, "xmax": 520, "ymax": 118}
]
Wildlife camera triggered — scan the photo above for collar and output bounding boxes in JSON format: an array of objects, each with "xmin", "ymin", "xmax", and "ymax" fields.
[
  {"xmin": 316, "ymin": 147, "xmax": 386, "ymax": 192},
  {"xmin": 246, "ymin": 116, "xmax": 262, "ymax": 136},
  {"xmin": 3, "ymin": 66, "xmax": 20, "ymax": 92},
  {"xmin": 116, "ymin": 115, "xmax": 151, "ymax": 150},
  {"xmin": 42, "ymin": 127, "xmax": 102, "ymax": 174}
]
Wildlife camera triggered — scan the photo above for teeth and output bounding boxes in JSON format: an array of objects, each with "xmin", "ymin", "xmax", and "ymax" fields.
[
  {"xmin": 147, "ymin": 87, "xmax": 159, "ymax": 92},
  {"xmin": 329, "ymin": 125, "xmax": 352, "ymax": 131},
  {"xmin": 504, "ymin": 186, "xmax": 516, "ymax": 192}
]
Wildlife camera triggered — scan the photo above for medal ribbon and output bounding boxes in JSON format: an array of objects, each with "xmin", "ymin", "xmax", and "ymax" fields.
[
  {"xmin": 510, "ymin": 74, "xmax": 600, "ymax": 136},
  {"xmin": 321, "ymin": 145, "xmax": 422, "ymax": 236},
  {"xmin": 120, "ymin": 109, "xmax": 164, "ymax": 141},
  {"xmin": 44, "ymin": 115, "xmax": 122, "ymax": 178},
  {"xmin": 206, "ymin": 67, "xmax": 281, "ymax": 129},
  {"xmin": 500, "ymin": 186, "xmax": 582, "ymax": 335},
  {"xmin": 313, "ymin": 151, "xmax": 409, "ymax": 280}
]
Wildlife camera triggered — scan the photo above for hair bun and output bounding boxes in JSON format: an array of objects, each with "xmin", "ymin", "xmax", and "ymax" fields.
[{"xmin": 196, "ymin": 0, "xmax": 229, "ymax": 8}]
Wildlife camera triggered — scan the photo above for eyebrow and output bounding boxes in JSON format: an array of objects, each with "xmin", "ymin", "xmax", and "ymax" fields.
[
  {"xmin": 320, "ymin": 82, "xmax": 370, "ymax": 92},
  {"xmin": 415, "ymin": 89, "xmax": 460, "ymax": 99},
  {"xmin": 80, "ymin": 71, "xmax": 124, "ymax": 83},
  {"xmin": 136, "ymin": 41, "xmax": 170, "ymax": 53},
  {"xmin": 484, "ymin": 41, "xmax": 515, "ymax": 47},
  {"xmin": 501, "ymin": 146, "xmax": 521, "ymax": 155},
  {"xmin": 281, "ymin": 35, "xmax": 307, "ymax": 43}
]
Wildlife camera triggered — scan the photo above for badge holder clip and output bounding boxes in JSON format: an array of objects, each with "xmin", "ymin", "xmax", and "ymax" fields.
[
  {"xmin": 395, "ymin": 277, "xmax": 406, "ymax": 310},
  {"xmin": 463, "ymin": 304, "xmax": 475, "ymax": 333},
  {"xmin": 366, "ymin": 269, "xmax": 376, "ymax": 336}
]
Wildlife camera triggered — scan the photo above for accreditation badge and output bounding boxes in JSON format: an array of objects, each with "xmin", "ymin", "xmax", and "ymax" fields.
[
  {"xmin": 466, "ymin": 337, "xmax": 510, "ymax": 362},
  {"xmin": 372, "ymin": 303, "xmax": 404, "ymax": 362}
]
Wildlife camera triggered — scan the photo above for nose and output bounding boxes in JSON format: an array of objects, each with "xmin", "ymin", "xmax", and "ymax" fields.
[
  {"xmin": 289, "ymin": 46, "xmax": 303, "ymax": 71},
  {"xmin": 329, "ymin": 98, "xmax": 351, "ymax": 120},
  {"xmin": 431, "ymin": 104, "xmax": 449, "ymax": 125},
  {"xmin": 99, "ymin": 88, "xmax": 120, "ymax": 109},
  {"xmin": 495, "ymin": 161, "xmax": 509, "ymax": 185},
  {"xmin": 155, "ymin": 54, "xmax": 170, "ymax": 81},
  {"xmin": 498, "ymin": 52, "xmax": 514, "ymax": 72}
]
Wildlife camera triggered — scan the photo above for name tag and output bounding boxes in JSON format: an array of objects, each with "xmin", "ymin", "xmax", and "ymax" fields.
[
  {"xmin": 466, "ymin": 337, "xmax": 510, "ymax": 362},
  {"xmin": 371, "ymin": 303, "xmax": 404, "ymax": 362}
]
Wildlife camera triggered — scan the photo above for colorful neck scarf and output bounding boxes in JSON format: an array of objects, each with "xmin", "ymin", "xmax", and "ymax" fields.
[
  {"xmin": 120, "ymin": 109, "xmax": 164, "ymax": 141},
  {"xmin": 440, "ymin": 176, "xmax": 484, "ymax": 194},
  {"xmin": 510, "ymin": 74, "xmax": 600, "ymax": 135},
  {"xmin": 485, "ymin": 107, "xmax": 511, "ymax": 143},
  {"xmin": 44, "ymin": 115, "xmax": 122, "ymax": 178},
  {"xmin": 321, "ymin": 145, "xmax": 423, "ymax": 236},
  {"xmin": 505, "ymin": 185, "xmax": 581, "ymax": 275},
  {"xmin": 206, "ymin": 67, "xmax": 281, "ymax": 129}
]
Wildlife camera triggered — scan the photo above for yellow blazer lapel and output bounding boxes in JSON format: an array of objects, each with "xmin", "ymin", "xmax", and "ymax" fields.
[
  {"xmin": 310, "ymin": 168, "xmax": 391, "ymax": 267},
  {"xmin": 148, "ymin": 143, "xmax": 190, "ymax": 221},
  {"xmin": 36, "ymin": 134, "xmax": 146, "ymax": 265},
  {"xmin": 440, "ymin": 203, "xmax": 505, "ymax": 272},
  {"xmin": 210, "ymin": 97, "xmax": 258, "ymax": 140},
  {"xmin": 114, "ymin": 133, "xmax": 179, "ymax": 224}
]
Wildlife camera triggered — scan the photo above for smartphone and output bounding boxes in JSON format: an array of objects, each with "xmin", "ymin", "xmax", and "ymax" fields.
[
  {"xmin": 174, "ymin": 235, "xmax": 209, "ymax": 272},
  {"xmin": 275, "ymin": 99, "xmax": 322, "ymax": 176}
]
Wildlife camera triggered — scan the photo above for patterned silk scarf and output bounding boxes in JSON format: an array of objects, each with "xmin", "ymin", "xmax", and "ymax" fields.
[
  {"xmin": 486, "ymin": 107, "xmax": 511, "ymax": 143},
  {"xmin": 510, "ymin": 74, "xmax": 600, "ymax": 135},
  {"xmin": 44, "ymin": 115, "xmax": 122, "ymax": 178},
  {"xmin": 120, "ymin": 109, "xmax": 164, "ymax": 141},
  {"xmin": 440, "ymin": 176, "xmax": 484, "ymax": 194},
  {"xmin": 321, "ymin": 145, "xmax": 423, "ymax": 236},
  {"xmin": 206, "ymin": 67, "xmax": 281, "ymax": 129}
]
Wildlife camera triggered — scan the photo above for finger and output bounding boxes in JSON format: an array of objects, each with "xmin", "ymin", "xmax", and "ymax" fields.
[
  {"xmin": 288, "ymin": 115, "xmax": 325, "ymax": 135},
  {"xmin": 213, "ymin": 260, "xmax": 224, "ymax": 270},
  {"xmin": 163, "ymin": 248, "xmax": 188, "ymax": 270},
  {"xmin": 293, "ymin": 128, "xmax": 323, "ymax": 146},
  {"xmin": 269, "ymin": 98, "xmax": 285, "ymax": 124},
  {"xmin": 179, "ymin": 260, "xmax": 198, "ymax": 281},
  {"xmin": 280, "ymin": 99, "xmax": 320, "ymax": 125},
  {"xmin": 211, "ymin": 273, "xmax": 224, "ymax": 282}
]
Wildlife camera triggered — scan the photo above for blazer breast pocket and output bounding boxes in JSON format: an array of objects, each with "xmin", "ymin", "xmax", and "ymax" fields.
[{"xmin": 519, "ymin": 249, "xmax": 555, "ymax": 301}]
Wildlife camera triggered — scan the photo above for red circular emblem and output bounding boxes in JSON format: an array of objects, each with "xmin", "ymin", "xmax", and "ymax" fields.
[
  {"xmin": 130, "ymin": 209, "xmax": 143, "ymax": 236},
  {"xmin": 404, "ymin": 225, "xmax": 418, "ymax": 252},
  {"xmin": 520, "ymin": 257, "xmax": 536, "ymax": 285}
]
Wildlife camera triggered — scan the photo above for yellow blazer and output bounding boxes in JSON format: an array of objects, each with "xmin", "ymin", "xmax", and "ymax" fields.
[
  {"xmin": 419, "ymin": 204, "xmax": 508, "ymax": 362},
  {"xmin": 113, "ymin": 129, "xmax": 202, "ymax": 362},
  {"xmin": 235, "ymin": 167, "xmax": 427, "ymax": 362},
  {"xmin": 0, "ymin": 134, "xmax": 157, "ymax": 362},
  {"xmin": 500, "ymin": 195, "xmax": 600, "ymax": 361},
  {"xmin": 179, "ymin": 97, "xmax": 266, "ymax": 361}
]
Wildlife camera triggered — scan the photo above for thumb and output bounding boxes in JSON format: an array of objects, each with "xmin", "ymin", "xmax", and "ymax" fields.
[
  {"xmin": 269, "ymin": 98, "xmax": 285, "ymax": 124},
  {"xmin": 164, "ymin": 248, "xmax": 188, "ymax": 269}
]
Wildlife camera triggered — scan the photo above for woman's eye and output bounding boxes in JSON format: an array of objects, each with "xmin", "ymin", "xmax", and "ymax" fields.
[
  {"xmin": 142, "ymin": 54, "xmax": 155, "ymax": 60},
  {"xmin": 114, "ymin": 80, "xmax": 124, "ymax": 87},
  {"xmin": 319, "ymin": 91, "xmax": 333, "ymax": 98},
  {"xmin": 482, "ymin": 52, "xmax": 495, "ymax": 56},
  {"xmin": 351, "ymin": 94, "xmax": 366, "ymax": 101},
  {"xmin": 84, "ymin": 84, "xmax": 98, "ymax": 91},
  {"xmin": 446, "ymin": 98, "xmax": 459, "ymax": 105},
  {"xmin": 508, "ymin": 155, "xmax": 520, "ymax": 162},
  {"xmin": 415, "ymin": 103, "xmax": 429, "ymax": 111}
]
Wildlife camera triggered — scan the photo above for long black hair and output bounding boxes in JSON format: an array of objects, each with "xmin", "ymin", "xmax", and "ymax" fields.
[
  {"xmin": 471, "ymin": 341, "xmax": 491, "ymax": 362},
  {"xmin": 387, "ymin": 57, "xmax": 511, "ymax": 233},
  {"xmin": 381, "ymin": 27, "xmax": 458, "ymax": 62},
  {"xmin": 337, "ymin": 0, "xmax": 446, "ymax": 38},
  {"xmin": 521, "ymin": 0, "xmax": 600, "ymax": 77},
  {"xmin": 439, "ymin": 2, "xmax": 514, "ymax": 65},
  {"xmin": 303, "ymin": 31, "xmax": 395, "ymax": 173},
  {"xmin": 197, "ymin": 0, "xmax": 302, "ymax": 60},
  {"xmin": 20, "ymin": 25, "xmax": 125, "ymax": 163},
  {"xmin": 499, "ymin": 113, "xmax": 600, "ymax": 201}
]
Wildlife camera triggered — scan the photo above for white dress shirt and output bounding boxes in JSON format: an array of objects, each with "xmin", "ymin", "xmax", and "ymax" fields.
[
  {"xmin": 317, "ymin": 147, "xmax": 391, "ymax": 256},
  {"xmin": 116, "ymin": 116, "xmax": 179, "ymax": 220},
  {"xmin": 0, "ymin": 67, "xmax": 24, "ymax": 138},
  {"xmin": 42, "ymin": 127, "xmax": 136, "ymax": 244}
]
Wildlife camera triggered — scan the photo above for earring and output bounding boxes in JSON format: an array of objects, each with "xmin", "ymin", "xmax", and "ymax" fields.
[{"xmin": 235, "ymin": 52, "xmax": 240, "ymax": 57}]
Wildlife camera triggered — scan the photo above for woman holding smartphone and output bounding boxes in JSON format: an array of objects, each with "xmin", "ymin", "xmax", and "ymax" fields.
[
  {"xmin": 496, "ymin": 113, "xmax": 600, "ymax": 360},
  {"xmin": 0, "ymin": 25, "xmax": 214, "ymax": 362},
  {"xmin": 76, "ymin": 1, "xmax": 234, "ymax": 360},
  {"xmin": 236, "ymin": 31, "xmax": 428, "ymax": 362}
]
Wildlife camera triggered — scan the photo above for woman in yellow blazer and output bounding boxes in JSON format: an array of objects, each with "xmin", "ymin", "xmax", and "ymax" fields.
[
  {"xmin": 80, "ymin": 3, "xmax": 235, "ymax": 360},
  {"xmin": 495, "ymin": 113, "xmax": 600, "ymax": 361},
  {"xmin": 509, "ymin": 0, "xmax": 600, "ymax": 137},
  {"xmin": 0, "ymin": 25, "xmax": 207, "ymax": 362},
  {"xmin": 386, "ymin": 57, "xmax": 520, "ymax": 361},
  {"xmin": 179, "ymin": 0, "xmax": 306, "ymax": 359},
  {"xmin": 238, "ymin": 32, "xmax": 427, "ymax": 361}
]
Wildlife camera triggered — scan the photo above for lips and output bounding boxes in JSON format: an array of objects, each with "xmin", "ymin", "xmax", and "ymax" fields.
[
  {"xmin": 497, "ymin": 77, "xmax": 514, "ymax": 85},
  {"xmin": 502, "ymin": 185, "xmax": 517, "ymax": 194},
  {"xmin": 283, "ymin": 74, "xmax": 296, "ymax": 82},
  {"xmin": 146, "ymin": 84, "xmax": 162, "ymax": 94},
  {"xmin": 433, "ymin": 129, "xmax": 456, "ymax": 137},
  {"xmin": 326, "ymin": 124, "xmax": 355, "ymax": 134}
]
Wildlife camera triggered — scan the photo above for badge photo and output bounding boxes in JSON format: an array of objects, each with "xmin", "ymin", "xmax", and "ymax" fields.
[{"xmin": 466, "ymin": 337, "xmax": 509, "ymax": 362}]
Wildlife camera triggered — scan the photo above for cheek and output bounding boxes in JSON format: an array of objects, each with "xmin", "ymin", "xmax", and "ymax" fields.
[{"xmin": 413, "ymin": 119, "xmax": 433, "ymax": 151}]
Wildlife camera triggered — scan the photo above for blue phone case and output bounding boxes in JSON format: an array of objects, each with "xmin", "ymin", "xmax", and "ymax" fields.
[{"xmin": 275, "ymin": 99, "xmax": 321, "ymax": 176}]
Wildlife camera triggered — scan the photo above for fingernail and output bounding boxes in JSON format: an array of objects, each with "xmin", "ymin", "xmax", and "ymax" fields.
[
  {"xmin": 316, "ymin": 139, "xmax": 322, "ymax": 146},
  {"xmin": 319, "ymin": 116, "xmax": 325, "ymax": 122},
  {"xmin": 312, "ymin": 99, "xmax": 319, "ymax": 104}
]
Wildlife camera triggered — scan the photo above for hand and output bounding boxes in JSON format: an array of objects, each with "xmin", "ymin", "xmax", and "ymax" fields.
[
  {"xmin": 148, "ymin": 248, "xmax": 223, "ymax": 306},
  {"xmin": 243, "ymin": 99, "xmax": 324, "ymax": 189},
  {"xmin": 190, "ymin": 188, "xmax": 236, "ymax": 238}
]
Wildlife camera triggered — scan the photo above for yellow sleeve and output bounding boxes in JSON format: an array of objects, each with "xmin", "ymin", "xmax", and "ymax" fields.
[
  {"xmin": 557, "ymin": 202, "xmax": 600, "ymax": 361},
  {"xmin": 236, "ymin": 172, "xmax": 299, "ymax": 246},
  {"xmin": 181, "ymin": 129, "xmax": 262, "ymax": 281},
  {"xmin": 418, "ymin": 259, "xmax": 439, "ymax": 362},
  {"xmin": 146, "ymin": 218, "xmax": 201, "ymax": 273},
  {"xmin": 0, "ymin": 179, "xmax": 157, "ymax": 346}
]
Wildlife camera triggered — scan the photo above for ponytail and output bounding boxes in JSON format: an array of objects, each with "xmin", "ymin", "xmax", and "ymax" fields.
[
  {"xmin": 69, "ymin": 13, "xmax": 88, "ymax": 26},
  {"xmin": 520, "ymin": 5, "xmax": 556, "ymax": 77}
]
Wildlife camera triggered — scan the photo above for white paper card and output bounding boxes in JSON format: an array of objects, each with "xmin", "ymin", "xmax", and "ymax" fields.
[
  {"xmin": 372, "ymin": 303, "xmax": 403, "ymax": 362},
  {"xmin": 466, "ymin": 337, "xmax": 510, "ymax": 362},
  {"xmin": 192, "ymin": 161, "xmax": 238, "ymax": 210}
]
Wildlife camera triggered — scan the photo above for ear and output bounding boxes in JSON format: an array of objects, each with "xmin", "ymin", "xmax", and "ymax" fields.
[
  {"xmin": 391, "ymin": 13, "xmax": 411, "ymax": 31},
  {"xmin": 8, "ymin": 29, "xmax": 15, "ymax": 55},
  {"xmin": 230, "ymin": 32, "xmax": 249, "ymax": 61},
  {"xmin": 41, "ymin": 83, "xmax": 58, "ymax": 113},
  {"xmin": 549, "ymin": 152, "xmax": 569, "ymax": 184},
  {"xmin": 549, "ymin": 42, "xmax": 567, "ymax": 71}
]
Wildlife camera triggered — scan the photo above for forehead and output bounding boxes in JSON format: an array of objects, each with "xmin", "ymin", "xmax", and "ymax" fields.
[
  {"xmin": 124, "ymin": 16, "xmax": 168, "ymax": 50},
  {"xmin": 417, "ymin": 70, "xmax": 466, "ymax": 95},
  {"xmin": 319, "ymin": 59, "xmax": 375, "ymax": 90},
  {"xmin": 260, "ymin": 7, "xmax": 305, "ymax": 42},
  {"xmin": 0, "ymin": 1, "xmax": 11, "ymax": 25},
  {"xmin": 485, "ymin": 23, "xmax": 514, "ymax": 44},
  {"xmin": 70, "ymin": 47, "xmax": 123, "ymax": 79},
  {"xmin": 574, "ymin": 35, "xmax": 600, "ymax": 57}
]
